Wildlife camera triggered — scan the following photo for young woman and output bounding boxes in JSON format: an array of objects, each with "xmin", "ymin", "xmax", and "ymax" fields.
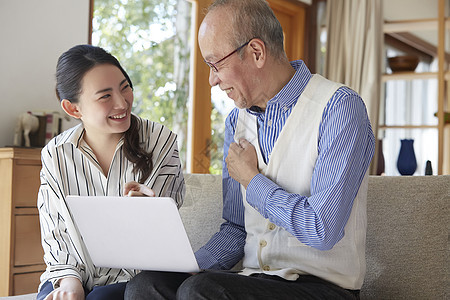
[{"xmin": 37, "ymin": 44, "xmax": 185, "ymax": 300}]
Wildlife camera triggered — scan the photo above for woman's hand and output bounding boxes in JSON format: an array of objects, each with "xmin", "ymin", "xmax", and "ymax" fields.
[
  {"xmin": 44, "ymin": 277, "xmax": 84, "ymax": 300},
  {"xmin": 124, "ymin": 181, "xmax": 155, "ymax": 197}
]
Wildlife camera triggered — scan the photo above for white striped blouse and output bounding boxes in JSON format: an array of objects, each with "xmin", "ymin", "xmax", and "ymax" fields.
[
  {"xmin": 37, "ymin": 115, "xmax": 185, "ymax": 291},
  {"xmin": 195, "ymin": 60, "xmax": 375, "ymax": 269}
]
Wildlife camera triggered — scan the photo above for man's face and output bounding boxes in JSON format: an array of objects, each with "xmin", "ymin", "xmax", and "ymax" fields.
[{"xmin": 198, "ymin": 10, "xmax": 258, "ymax": 109}]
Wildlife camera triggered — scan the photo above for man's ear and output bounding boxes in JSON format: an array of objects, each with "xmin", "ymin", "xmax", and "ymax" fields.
[
  {"xmin": 249, "ymin": 39, "xmax": 266, "ymax": 68},
  {"xmin": 61, "ymin": 99, "xmax": 82, "ymax": 119}
]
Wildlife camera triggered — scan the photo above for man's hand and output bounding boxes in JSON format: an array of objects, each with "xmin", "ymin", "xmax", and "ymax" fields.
[
  {"xmin": 124, "ymin": 181, "xmax": 155, "ymax": 197},
  {"xmin": 225, "ymin": 139, "xmax": 259, "ymax": 188},
  {"xmin": 44, "ymin": 277, "xmax": 84, "ymax": 300}
]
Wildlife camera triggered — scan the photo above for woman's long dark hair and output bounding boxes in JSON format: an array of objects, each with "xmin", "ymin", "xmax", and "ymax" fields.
[{"xmin": 56, "ymin": 44, "xmax": 152, "ymax": 183}]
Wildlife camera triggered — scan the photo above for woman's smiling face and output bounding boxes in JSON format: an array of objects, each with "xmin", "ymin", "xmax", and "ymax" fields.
[{"xmin": 75, "ymin": 63, "xmax": 134, "ymax": 140}]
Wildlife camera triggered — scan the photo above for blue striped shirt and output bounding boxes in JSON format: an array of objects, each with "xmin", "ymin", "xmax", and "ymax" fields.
[{"xmin": 195, "ymin": 60, "xmax": 375, "ymax": 269}]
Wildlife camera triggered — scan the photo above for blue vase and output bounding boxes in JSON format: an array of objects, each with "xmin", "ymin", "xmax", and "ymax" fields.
[{"xmin": 397, "ymin": 139, "xmax": 417, "ymax": 175}]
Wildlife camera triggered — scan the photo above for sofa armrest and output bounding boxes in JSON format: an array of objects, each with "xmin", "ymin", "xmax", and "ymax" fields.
[{"xmin": 0, "ymin": 293, "xmax": 37, "ymax": 299}]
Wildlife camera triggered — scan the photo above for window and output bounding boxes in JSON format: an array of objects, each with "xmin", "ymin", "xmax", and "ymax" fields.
[
  {"xmin": 209, "ymin": 87, "xmax": 235, "ymax": 174},
  {"xmin": 92, "ymin": 0, "xmax": 193, "ymax": 170}
]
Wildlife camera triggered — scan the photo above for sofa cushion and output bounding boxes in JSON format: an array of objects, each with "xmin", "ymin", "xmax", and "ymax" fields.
[
  {"xmin": 181, "ymin": 173, "xmax": 224, "ymax": 252},
  {"xmin": 362, "ymin": 175, "xmax": 449, "ymax": 299}
]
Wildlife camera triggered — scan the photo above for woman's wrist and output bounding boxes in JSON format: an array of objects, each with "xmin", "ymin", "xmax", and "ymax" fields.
[{"xmin": 55, "ymin": 276, "xmax": 82, "ymax": 289}]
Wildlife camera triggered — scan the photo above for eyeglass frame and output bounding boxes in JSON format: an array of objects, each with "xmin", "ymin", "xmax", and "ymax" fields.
[{"xmin": 204, "ymin": 40, "xmax": 251, "ymax": 73}]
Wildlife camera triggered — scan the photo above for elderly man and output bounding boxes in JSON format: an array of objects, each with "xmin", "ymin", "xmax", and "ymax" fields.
[{"xmin": 125, "ymin": 0, "xmax": 374, "ymax": 299}]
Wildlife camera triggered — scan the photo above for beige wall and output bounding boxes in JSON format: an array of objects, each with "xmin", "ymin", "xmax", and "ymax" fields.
[{"xmin": 0, "ymin": 0, "xmax": 90, "ymax": 147}]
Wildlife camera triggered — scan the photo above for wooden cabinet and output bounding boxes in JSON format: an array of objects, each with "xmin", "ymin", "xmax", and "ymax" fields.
[{"xmin": 0, "ymin": 147, "xmax": 45, "ymax": 296}]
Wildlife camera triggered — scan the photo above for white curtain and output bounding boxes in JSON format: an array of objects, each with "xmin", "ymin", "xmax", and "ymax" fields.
[{"xmin": 324, "ymin": 0, "xmax": 383, "ymax": 174}]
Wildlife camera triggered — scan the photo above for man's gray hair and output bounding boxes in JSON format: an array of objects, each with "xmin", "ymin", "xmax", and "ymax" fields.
[{"xmin": 207, "ymin": 0, "xmax": 286, "ymax": 60}]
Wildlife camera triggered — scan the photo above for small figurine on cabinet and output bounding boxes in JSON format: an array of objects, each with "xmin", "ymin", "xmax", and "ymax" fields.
[{"xmin": 13, "ymin": 112, "xmax": 40, "ymax": 147}]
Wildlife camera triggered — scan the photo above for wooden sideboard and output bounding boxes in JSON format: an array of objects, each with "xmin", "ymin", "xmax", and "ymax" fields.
[{"xmin": 0, "ymin": 147, "xmax": 45, "ymax": 296}]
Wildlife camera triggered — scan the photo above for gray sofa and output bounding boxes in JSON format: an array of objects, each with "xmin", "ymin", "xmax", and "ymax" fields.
[{"xmin": 3, "ymin": 174, "xmax": 449, "ymax": 299}]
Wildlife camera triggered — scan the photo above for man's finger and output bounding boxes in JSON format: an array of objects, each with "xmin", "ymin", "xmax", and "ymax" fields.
[
  {"xmin": 229, "ymin": 142, "xmax": 241, "ymax": 153},
  {"xmin": 239, "ymin": 139, "xmax": 250, "ymax": 148}
]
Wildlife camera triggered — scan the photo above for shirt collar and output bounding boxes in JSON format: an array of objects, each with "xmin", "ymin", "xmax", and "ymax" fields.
[
  {"xmin": 54, "ymin": 122, "xmax": 124, "ymax": 149},
  {"xmin": 247, "ymin": 60, "xmax": 312, "ymax": 114},
  {"xmin": 54, "ymin": 122, "xmax": 85, "ymax": 148}
]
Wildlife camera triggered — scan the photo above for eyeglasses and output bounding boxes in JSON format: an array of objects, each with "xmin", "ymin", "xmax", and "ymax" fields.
[{"xmin": 204, "ymin": 41, "xmax": 250, "ymax": 73}]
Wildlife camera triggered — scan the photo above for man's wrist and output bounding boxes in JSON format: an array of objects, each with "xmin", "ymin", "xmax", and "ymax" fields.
[
  {"xmin": 243, "ymin": 170, "xmax": 259, "ymax": 189},
  {"xmin": 245, "ymin": 174, "xmax": 280, "ymax": 218}
]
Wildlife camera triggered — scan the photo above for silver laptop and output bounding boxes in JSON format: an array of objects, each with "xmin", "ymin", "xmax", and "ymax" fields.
[{"xmin": 65, "ymin": 195, "xmax": 200, "ymax": 273}]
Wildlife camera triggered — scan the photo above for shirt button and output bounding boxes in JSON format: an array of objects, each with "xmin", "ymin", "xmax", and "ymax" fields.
[
  {"xmin": 267, "ymin": 119, "xmax": 272, "ymax": 127},
  {"xmin": 263, "ymin": 265, "xmax": 271, "ymax": 271},
  {"xmin": 259, "ymin": 240, "xmax": 267, "ymax": 247},
  {"xmin": 268, "ymin": 223, "xmax": 276, "ymax": 230}
]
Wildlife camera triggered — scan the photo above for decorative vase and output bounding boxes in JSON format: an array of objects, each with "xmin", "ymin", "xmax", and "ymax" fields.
[
  {"xmin": 397, "ymin": 139, "xmax": 417, "ymax": 175},
  {"xmin": 425, "ymin": 160, "xmax": 433, "ymax": 175}
]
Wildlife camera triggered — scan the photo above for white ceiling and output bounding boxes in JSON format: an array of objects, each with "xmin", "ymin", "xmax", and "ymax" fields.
[
  {"xmin": 384, "ymin": 0, "xmax": 438, "ymax": 20},
  {"xmin": 383, "ymin": 0, "xmax": 446, "ymax": 49}
]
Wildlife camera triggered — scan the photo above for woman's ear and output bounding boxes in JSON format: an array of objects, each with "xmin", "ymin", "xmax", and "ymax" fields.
[
  {"xmin": 249, "ymin": 39, "xmax": 266, "ymax": 68},
  {"xmin": 61, "ymin": 99, "xmax": 82, "ymax": 119}
]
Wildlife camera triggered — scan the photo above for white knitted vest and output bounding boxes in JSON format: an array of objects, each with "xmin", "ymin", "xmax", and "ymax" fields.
[{"xmin": 235, "ymin": 74, "xmax": 368, "ymax": 290}]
